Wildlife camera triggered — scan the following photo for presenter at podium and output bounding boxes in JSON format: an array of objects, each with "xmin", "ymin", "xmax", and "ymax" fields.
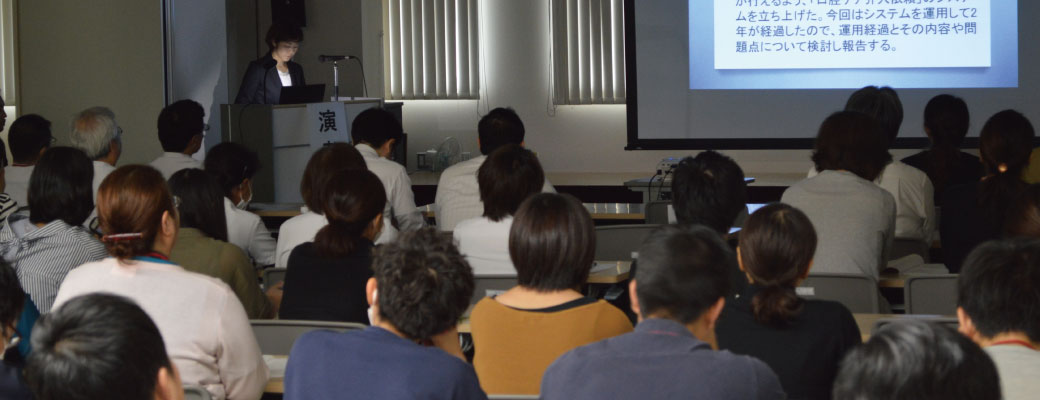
[{"xmin": 234, "ymin": 23, "xmax": 306, "ymax": 105}]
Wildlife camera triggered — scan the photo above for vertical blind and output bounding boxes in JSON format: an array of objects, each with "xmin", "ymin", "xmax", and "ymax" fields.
[
  {"xmin": 0, "ymin": 0, "xmax": 14, "ymax": 104},
  {"xmin": 551, "ymin": 0, "xmax": 625, "ymax": 105},
  {"xmin": 384, "ymin": 0, "xmax": 480, "ymax": 100}
]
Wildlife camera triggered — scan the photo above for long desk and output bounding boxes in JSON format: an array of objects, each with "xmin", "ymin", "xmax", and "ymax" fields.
[{"xmin": 252, "ymin": 202, "xmax": 647, "ymax": 221}]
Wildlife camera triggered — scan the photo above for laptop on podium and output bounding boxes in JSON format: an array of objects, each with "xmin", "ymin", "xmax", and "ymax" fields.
[{"xmin": 279, "ymin": 84, "xmax": 326, "ymax": 104}]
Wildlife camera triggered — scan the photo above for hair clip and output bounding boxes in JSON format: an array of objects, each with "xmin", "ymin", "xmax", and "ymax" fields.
[{"xmin": 101, "ymin": 233, "xmax": 144, "ymax": 242}]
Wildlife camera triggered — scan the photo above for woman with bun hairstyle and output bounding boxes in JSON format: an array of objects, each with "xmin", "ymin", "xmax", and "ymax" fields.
[
  {"xmin": 716, "ymin": 203, "xmax": 860, "ymax": 400},
  {"xmin": 51, "ymin": 165, "xmax": 268, "ymax": 400}
]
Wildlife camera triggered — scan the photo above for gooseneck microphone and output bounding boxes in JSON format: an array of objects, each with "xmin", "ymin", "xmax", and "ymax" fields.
[{"xmin": 318, "ymin": 55, "xmax": 355, "ymax": 62}]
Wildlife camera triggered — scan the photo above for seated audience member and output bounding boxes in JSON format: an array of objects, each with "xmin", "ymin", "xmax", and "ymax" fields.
[
  {"xmin": 901, "ymin": 94, "xmax": 983, "ymax": 204},
  {"xmin": 274, "ymin": 143, "xmax": 367, "ymax": 268},
  {"xmin": 149, "ymin": 99, "xmax": 205, "ymax": 180},
  {"xmin": 284, "ymin": 228, "xmax": 486, "ymax": 399},
  {"xmin": 0, "ymin": 140, "xmax": 18, "ymax": 224},
  {"xmin": 0, "ymin": 261, "xmax": 32, "ymax": 400},
  {"xmin": 25, "ymin": 294, "xmax": 184, "ymax": 400},
  {"xmin": 53, "ymin": 165, "xmax": 267, "ymax": 400},
  {"xmin": 716, "ymin": 203, "xmax": 860, "ymax": 400},
  {"xmin": 0, "ymin": 147, "xmax": 106, "ymax": 313},
  {"xmin": 470, "ymin": 193, "xmax": 633, "ymax": 395},
  {"xmin": 956, "ymin": 238, "xmax": 1040, "ymax": 400},
  {"xmin": 454, "ymin": 144, "xmax": 544, "ymax": 275},
  {"xmin": 204, "ymin": 142, "xmax": 276, "ymax": 267},
  {"xmin": 1005, "ymin": 184, "xmax": 1040, "ymax": 238},
  {"xmin": 832, "ymin": 320, "xmax": 1000, "ymax": 400},
  {"xmin": 435, "ymin": 107, "xmax": 555, "ymax": 231},
  {"xmin": 280, "ymin": 170, "xmax": 385, "ymax": 323},
  {"xmin": 941, "ymin": 110, "xmax": 1033, "ymax": 272},
  {"xmin": 783, "ymin": 111, "xmax": 896, "ymax": 279},
  {"xmin": 352, "ymin": 108, "xmax": 424, "ymax": 240},
  {"xmin": 168, "ymin": 169, "xmax": 276, "ymax": 319},
  {"xmin": 70, "ymin": 106, "xmax": 122, "ymax": 197},
  {"xmin": 541, "ymin": 225, "xmax": 785, "ymax": 400},
  {"xmin": 5, "ymin": 114, "xmax": 53, "ymax": 208}
]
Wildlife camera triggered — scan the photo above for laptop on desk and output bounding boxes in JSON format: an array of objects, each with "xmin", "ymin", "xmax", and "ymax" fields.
[{"xmin": 279, "ymin": 84, "xmax": 326, "ymax": 104}]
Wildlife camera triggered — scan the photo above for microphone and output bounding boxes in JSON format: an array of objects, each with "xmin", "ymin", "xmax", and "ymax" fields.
[{"xmin": 319, "ymin": 55, "xmax": 355, "ymax": 62}]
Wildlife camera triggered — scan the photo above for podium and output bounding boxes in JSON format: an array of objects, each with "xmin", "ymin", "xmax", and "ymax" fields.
[{"xmin": 220, "ymin": 99, "xmax": 402, "ymax": 203}]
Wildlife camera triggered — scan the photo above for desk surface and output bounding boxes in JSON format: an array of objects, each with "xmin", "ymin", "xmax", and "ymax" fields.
[
  {"xmin": 253, "ymin": 202, "xmax": 647, "ymax": 221},
  {"xmin": 409, "ymin": 171, "xmax": 804, "ymax": 187}
]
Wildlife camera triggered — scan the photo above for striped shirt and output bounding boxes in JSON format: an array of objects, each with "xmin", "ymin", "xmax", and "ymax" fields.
[{"xmin": 0, "ymin": 215, "xmax": 108, "ymax": 312}]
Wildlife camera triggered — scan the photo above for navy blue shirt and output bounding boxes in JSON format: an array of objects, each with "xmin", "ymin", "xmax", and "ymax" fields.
[
  {"xmin": 541, "ymin": 318, "xmax": 785, "ymax": 400},
  {"xmin": 0, "ymin": 360, "xmax": 31, "ymax": 400},
  {"xmin": 284, "ymin": 326, "xmax": 487, "ymax": 400}
]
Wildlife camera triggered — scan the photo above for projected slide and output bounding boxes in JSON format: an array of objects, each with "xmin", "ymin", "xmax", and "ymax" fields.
[{"xmin": 690, "ymin": 0, "xmax": 1018, "ymax": 89}]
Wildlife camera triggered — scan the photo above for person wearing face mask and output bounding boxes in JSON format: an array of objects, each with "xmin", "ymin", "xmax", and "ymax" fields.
[
  {"xmin": 234, "ymin": 22, "xmax": 305, "ymax": 105},
  {"xmin": 204, "ymin": 142, "xmax": 276, "ymax": 268},
  {"xmin": 0, "ymin": 260, "xmax": 33, "ymax": 399}
]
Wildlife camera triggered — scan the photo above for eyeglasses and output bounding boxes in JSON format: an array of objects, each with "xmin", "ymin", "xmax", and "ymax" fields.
[
  {"xmin": 115, "ymin": 126, "xmax": 123, "ymax": 138},
  {"xmin": 203, "ymin": 124, "xmax": 210, "ymax": 132},
  {"xmin": 172, "ymin": 195, "xmax": 182, "ymax": 210},
  {"xmin": 49, "ymin": 136, "xmax": 57, "ymax": 145}
]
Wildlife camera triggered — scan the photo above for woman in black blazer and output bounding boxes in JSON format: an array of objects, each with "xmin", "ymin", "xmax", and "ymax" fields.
[{"xmin": 234, "ymin": 23, "xmax": 306, "ymax": 105}]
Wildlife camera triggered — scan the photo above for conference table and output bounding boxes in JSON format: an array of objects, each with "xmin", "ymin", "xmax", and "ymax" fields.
[{"xmin": 252, "ymin": 202, "xmax": 646, "ymax": 221}]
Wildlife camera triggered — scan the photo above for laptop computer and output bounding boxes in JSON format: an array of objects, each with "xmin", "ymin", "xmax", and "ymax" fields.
[{"xmin": 279, "ymin": 84, "xmax": 326, "ymax": 105}]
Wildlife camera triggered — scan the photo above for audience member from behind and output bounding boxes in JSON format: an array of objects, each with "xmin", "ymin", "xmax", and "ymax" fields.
[
  {"xmin": 149, "ymin": 99, "xmax": 205, "ymax": 180},
  {"xmin": 5, "ymin": 114, "xmax": 53, "ymax": 208},
  {"xmin": 435, "ymin": 107, "xmax": 555, "ymax": 230},
  {"xmin": 901, "ymin": 94, "xmax": 983, "ymax": 203},
  {"xmin": 204, "ymin": 142, "xmax": 276, "ymax": 267},
  {"xmin": 53, "ymin": 165, "xmax": 268, "ymax": 400},
  {"xmin": 716, "ymin": 203, "xmax": 860, "ymax": 400},
  {"xmin": 0, "ymin": 139, "xmax": 18, "ymax": 224},
  {"xmin": 0, "ymin": 147, "xmax": 106, "ymax": 313},
  {"xmin": 836, "ymin": 86, "xmax": 935, "ymax": 242},
  {"xmin": 352, "ymin": 108, "xmax": 424, "ymax": 240},
  {"xmin": 0, "ymin": 261, "xmax": 31, "ymax": 399},
  {"xmin": 470, "ymin": 193, "xmax": 632, "ymax": 395},
  {"xmin": 274, "ymin": 143, "xmax": 367, "ymax": 268},
  {"xmin": 783, "ymin": 111, "xmax": 896, "ymax": 279},
  {"xmin": 25, "ymin": 294, "xmax": 184, "ymax": 400},
  {"xmin": 280, "ymin": 169, "xmax": 386, "ymax": 323},
  {"xmin": 70, "ymin": 106, "xmax": 122, "ymax": 196},
  {"xmin": 168, "ymin": 169, "xmax": 277, "ymax": 319},
  {"xmin": 941, "ymin": 109, "xmax": 1033, "ymax": 272},
  {"xmin": 956, "ymin": 238, "xmax": 1040, "ymax": 400},
  {"xmin": 284, "ymin": 228, "xmax": 486, "ymax": 399},
  {"xmin": 832, "ymin": 320, "xmax": 1000, "ymax": 400},
  {"xmin": 541, "ymin": 225, "xmax": 784, "ymax": 400},
  {"xmin": 454, "ymin": 144, "xmax": 545, "ymax": 275},
  {"xmin": 1005, "ymin": 184, "xmax": 1040, "ymax": 238}
]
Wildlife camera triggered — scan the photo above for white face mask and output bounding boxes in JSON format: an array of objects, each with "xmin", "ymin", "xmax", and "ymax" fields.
[
  {"xmin": 235, "ymin": 182, "xmax": 252, "ymax": 210},
  {"xmin": 367, "ymin": 289, "xmax": 378, "ymax": 325}
]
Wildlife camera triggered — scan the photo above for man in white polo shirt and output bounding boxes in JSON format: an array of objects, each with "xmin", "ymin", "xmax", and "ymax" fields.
[
  {"xmin": 352, "ymin": 108, "xmax": 424, "ymax": 243},
  {"xmin": 149, "ymin": 99, "xmax": 204, "ymax": 180}
]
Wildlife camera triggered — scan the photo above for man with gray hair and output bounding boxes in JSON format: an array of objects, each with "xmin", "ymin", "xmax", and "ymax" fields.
[{"xmin": 69, "ymin": 107, "xmax": 121, "ymax": 197}]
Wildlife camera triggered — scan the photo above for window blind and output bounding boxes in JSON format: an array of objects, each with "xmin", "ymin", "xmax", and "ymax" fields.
[
  {"xmin": 384, "ymin": 0, "xmax": 480, "ymax": 100},
  {"xmin": 551, "ymin": 0, "xmax": 625, "ymax": 105}
]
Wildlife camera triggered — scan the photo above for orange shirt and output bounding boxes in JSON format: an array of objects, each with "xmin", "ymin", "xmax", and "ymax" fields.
[{"xmin": 470, "ymin": 297, "xmax": 633, "ymax": 394}]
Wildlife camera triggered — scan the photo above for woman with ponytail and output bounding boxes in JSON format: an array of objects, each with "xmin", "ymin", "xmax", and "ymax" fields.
[
  {"xmin": 942, "ymin": 110, "xmax": 1034, "ymax": 272},
  {"xmin": 51, "ymin": 165, "xmax": 268, "ymax": 400},
  {"xmin": 902, "ymin": 94, "xmax": 984, "ymax": 204},
  {"xmin": 279, "ymin": 169, "xmax": 386, "ymax": 323},
  {"xmin": 716, "ymin": 203, "xmax": 860, "ymax": 400}
]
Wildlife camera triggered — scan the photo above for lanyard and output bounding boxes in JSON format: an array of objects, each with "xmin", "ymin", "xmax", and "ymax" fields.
[{"xmin": 991, "ymin": 339, "xmax": 1038, "ymax": 351}]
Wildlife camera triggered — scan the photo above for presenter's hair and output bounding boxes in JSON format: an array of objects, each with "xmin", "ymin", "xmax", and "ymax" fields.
[
  {"xmin": 478, "ymin": 144, "xmax": 544, "ymax": 221},
  {"xmin": 168, "ymin": 168, "xmax": 229, "ymax": 242},
  {"xmin": 26, "ymin": 294, "xmax": 173, "ymax": 400},
  {"xmin": 314, "ymin": 169, "xmax": 386, "ymax": 257},
  {"xmin": 832, "ymin": 320, "xmax": 1000, "ymax": 400},
  {"xmin": 671, "ymin": 150, "xmax": 747, "ymax": 234},
  {"xmin": 957, "ymin": 238, "xmax": 1040, "ymax": 343},
  {"xmin": 510, "ymin": 193, "xmax": 594, "ymax": 292},
  {"xmin": 28, "ymin": 147, "xmax": 94, "ymax": 227},
  {"xmin": 739, "ymin": 203, "xmax": 817, "ymax": 327},
  {"xmin": 921, "ymin": 94, "xmax": 971, "ymax": 195},
  {"xmin": 0, "ymin": 260, "xmax": 24, "ymax": 341},
  {"xmin": 300, "ymin": 143, "xmax": 367, "ymax": 214},
  {"xmin": 157, "ymin": 99, "xmax": 205, "ymax": 152},
  {"xmin": 70, "ymin": 107, "xmax": 120, "ymax": 160},
  {"xmin": 97, "ymin": 165, "xmax": 177, "ymax": 260},
  {"xmin": 478, "ymin": 107, "xmax": 525, "ymax": 155},
  {"xmin": 634, "ymin": 225, "xmax": 733, "ymax": 323},
  {"xmin": 350, "ymin": 108, "xmax": 403, "ymax": 148},
  {"xmin": 8, "ymin": 114, "xmax": 52, "ymax": 164},
  {"xmin": 811, "ymin": 111, "xmax": 891, "ymax": 181},
  {"xmin": 266, "ymin": 22, "xmax": 304, "ymax": 48},
  {"xmin": 1006, "ymin": 184, "xmax": 1040, "ymax": 238},
  {"xmin": 204, "ymin": 142, "xmax": 262, "ymax": 198},
  {"xmin": 845, "ymin": 85, "xmax": 903, "ymax": 146},
  {"xmin": 371, "ymin": 228, "xmax": 473, "ymax": 342}
]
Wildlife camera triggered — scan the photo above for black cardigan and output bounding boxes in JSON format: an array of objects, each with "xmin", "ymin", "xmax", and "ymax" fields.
[
  {"xmin": 234, "ymin": 53, "xmax": 306, "ymax": 105},
  {"xmin": 279, "ymin": 241, "xmax": 373, "ymax": 324}
]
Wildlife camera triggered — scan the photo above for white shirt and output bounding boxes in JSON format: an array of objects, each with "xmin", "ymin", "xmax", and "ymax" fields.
[
  {"xmin": 356, "ymin": 143, "xmax": 424, "ymax": 232},
  {"xmin": 4, "ymin": 165, "xmax": 33, "ymax": 209},
  {"xmin": 224, "ymin": 198, "xmax": 276, "ymax": 267},
  {"xmin": 149, "ymin": 152, "xmax": 203, "ymax": 180},
  {"xmin": 53, "ymin": 257, "xmax": 269, "ymax": 400},
  {"xmin": 453, "ymin": 216, "xmax": 516, "ymax": 276},
  {"xmin": 434, "ymin": 155, "xmax": 556, "ymax": 231},
  {"xmin": 278, "ymin": 69, "xmax": 292, "ymax": 86},
  {"xmin": 274, "ymin": 208, "xmax": 393, "ymax": 268},
  {"xmin": 986, "ymin": 344, "xmax": 1040, "ymax": 400},
  {"xmin": 91, "ymin": 160, "xmax": 117, "ymax": 198},
  {"xmin": 808, "ymin": 160, "xmax": 934, "ymax": 242}
]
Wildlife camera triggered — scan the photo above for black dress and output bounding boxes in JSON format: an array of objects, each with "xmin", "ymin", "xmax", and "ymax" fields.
[
  {"xmin": 716, "ymin": 284, "xmax": 861, "ymax": 400},
  {"xmin": 901, "ymin": 151, "xmax": 984, "ymax": 205},
  {"xmin": 279, "ymin": 241, "xmax": 374, "ymax": 324},
  {"xmin": 940, "ymin": 182, "xmax": 1005, "ymax": 273},
  {"xmin": 234, "ymin": 52, "xmax": 306, "ymax": 105}
]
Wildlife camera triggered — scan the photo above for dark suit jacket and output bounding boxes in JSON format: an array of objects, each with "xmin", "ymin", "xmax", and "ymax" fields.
[{"xmin": 234, "ymin": 53, "xmax": 306, "ymax": 105}]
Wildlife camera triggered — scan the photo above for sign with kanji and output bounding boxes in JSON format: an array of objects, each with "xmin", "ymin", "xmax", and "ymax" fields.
[{"xmin": 307, "ymin": 102, "xmax": 350, "ymax": 149}]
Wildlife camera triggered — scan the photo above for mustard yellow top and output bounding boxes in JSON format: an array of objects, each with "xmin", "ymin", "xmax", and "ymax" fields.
[{"xmin": 469, "ymin": 297, "xmax": 633, "ymax": 395}]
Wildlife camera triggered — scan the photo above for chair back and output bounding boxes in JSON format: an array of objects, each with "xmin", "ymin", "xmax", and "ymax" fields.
[
  {"xmin": 263, "ymin": 268, "xmax": 287, "ymax": 290},
  {"xmin": 644, "ymin": 201, "xmax": 671, "ymax": 224},
  {"xmin": 594, "ymin": 224, "xmax": 662, "ymax": 261},
  {"xmin": 904, "ymin": 274, "xmax": 959, "ymax": 315},
  {"xmin": 798, "ymin": 273, "xmax": 880, "ymax": 313},
  {"xmin": 870, "ymin": 316, "xmax": 960, "ymax": 336},
  {"xmin": 251, "ymin": 320, "xmax": 365, "ymax": 355},
  {"xmin": 472, "ymin": 274, "xmax": 519, "ymax": 305},
  {"xmin": 183, "ymin": 386, "xmax": 212, "ymax": 400}
]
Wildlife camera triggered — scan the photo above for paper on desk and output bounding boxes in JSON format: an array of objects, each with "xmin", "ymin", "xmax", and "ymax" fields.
[
  {"xmin": 263, "ymin": 355, "xmax": 288, "ymax": 378},
  {"xmin": 590, "ymin": 262, "xmax": 616, "ymax": 274}
]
